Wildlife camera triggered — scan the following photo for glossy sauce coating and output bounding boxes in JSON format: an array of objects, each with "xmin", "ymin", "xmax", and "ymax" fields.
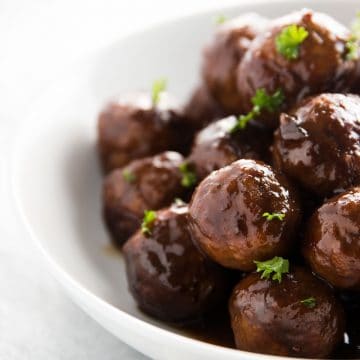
[
  {"xmin": 229, "ymin": 267, "xmax": 345, "ymax": 358},
  {"xmin": 188, "ymin": 116, "xmax": 272, "ymax": 181},
  {"xmin": 303, "ymin": 187, "xmax": 360, "ymax": 290},
  {"xmin": 102, "ymin": 151, "xmax": 185, "ymax": 247},
  {"xmin": 202, "ymin": 13, "xmax": 268, "ymax": 113},
  {"xmin": 98, "ymin": 92, "xmax": 192, "ymax": 173},
  {"xmin": 237, "ymin": 10, "xmax": 358, "ymax": 128},
  {"xmin": 189, "ymin": 159, "xmax": 300, "ymax": 270},
  {"xmin": 272, "ymin": 93, "xmax": 360, "ymax": 197},
  {"xmin": 123, "ymin": 203, "xmax": 230, "ymax": 322}
]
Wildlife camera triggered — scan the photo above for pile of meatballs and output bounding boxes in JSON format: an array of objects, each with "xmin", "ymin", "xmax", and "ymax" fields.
[{"xmin": 98, "ymin": 9, "xmax": 360, "ymax": 359}]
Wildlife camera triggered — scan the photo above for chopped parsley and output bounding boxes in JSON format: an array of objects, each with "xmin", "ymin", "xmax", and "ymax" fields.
[
  {"xmin": 230, "ymin": 88, "xmax": 284, "ymax": 132},
  {"xmin": 343, "ymin": 13, "xmax": 360, "ymax": 61},
  {"xmin": 152, "ymin": 78, "xmax": 167, "ymax": 106},
  {"xmin": 345, "ymin": 36, "xmax": 359, "ymax": 60},
  {"xmin": 215, "ymin": 15, "xmax": 228, "ymax": 25},
  {"xmin": 262, "ymin": 212, "xmax": 286, "ymax": 221},
  {"xmin": 252, "ymin": 88, "xmax": 285, "ymax": 113},
  {"xmin": 179, "ymin": 162, "xmax": 197, "ymax": 188},
  {"xmin": 254, "ymin": 256, "xmax": 289, "ymax": 283},
  {"xmin": 141, "ymin": 210, "xmax": 157, "ymax": 235},
  {"xmin": 275, "ymin": 24, "xmax": 309, "ymax": 60},
  {"xmin": 122, "ymin": 169, "xmax": 136, "ymax": 183},
  {"xmin": 300, "ymin": 297, "xmax": 316, "ymax": 309}
]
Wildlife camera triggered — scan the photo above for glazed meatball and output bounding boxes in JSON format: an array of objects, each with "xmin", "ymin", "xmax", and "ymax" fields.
[
  {"xmin": 272, "ymin": 93, "xmax": 360, "ymax": 197},
  {"xmin": 188, "ymin": 116, "xmax": 272, "ymax": 181},
  {"xmin": 103, "ymin": 152, "xmax": 185, "ymax": 247},
  {"xmin": 184, "ymin": 84, "xmax": 226, "ymax": 129},
  {"xmin": 98, "ymin": 91, "xmax": 191, "ymax": 173},
  {"xmin": 303, "ymin": 187, "xmax": 360, "ymax": 290},
  {"xmin": 229, "ymin": 267, "xmax": 345, "ymax": 358},
  {"xmin": 202, "ymin": 13, "xmax": 268, "ymax": 113},
  {"xmin": 237, "ymin": 10, "xmax": 358, "ymax": 128},
  {"xmin": 123, "ymin": 203, "xmax": 230, "ymax": 322},
  {"xmin": 189, "ymin": 159, "xmax": 300, "ymax": 270}
]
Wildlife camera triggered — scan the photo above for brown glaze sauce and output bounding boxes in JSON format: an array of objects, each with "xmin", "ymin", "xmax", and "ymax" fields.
[
  {"xmin": 179, "ymin": 307, "xmax": 360, "ymax": 359},
  {"xmin": 109, "ymin": 250, "xmax": 359, "ymax": 358},
  {"xmin": 175, "ymin": 309, "xmax": 236, "ymax": 349}
]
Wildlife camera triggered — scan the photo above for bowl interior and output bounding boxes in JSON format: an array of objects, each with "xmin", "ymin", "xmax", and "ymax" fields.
[{"xmin": 13, "ymin": 0, "xmax": 359, "ymax": 359}]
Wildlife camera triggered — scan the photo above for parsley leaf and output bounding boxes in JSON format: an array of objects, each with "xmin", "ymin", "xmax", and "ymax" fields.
[
  {"xmin": 275, "ymin": 24, "xmax": 309, "ymax": 60},
  {"xmin": 300, "ymin": 297, "xmax": 316, "ymax": 309},
  {"xmin": 152, "ymin": 78, "xmax": 167, "ymax": 106},
  {"xmin": 344, "ymin": 12, "xmax": 360, "ymax": 61},
  {"xmin": 262, "ymin": 212, "xmax": 286, "ymax": 221},
  {"xmin": 215, "ymin": 15, "xmax": 228, "ymax": 25},
  {"xmin": 254, "ymin": 256, "xmax": 289, "ymax": 283},
  {"xmin": 122, "ymin": 169, "xmax": 136, "ymax": 183},
  {"xmin": 230, "ymin": 88, "xmax": 284, "ymax": 133},
  {"xmin": 252, "ymin": 88, "xmax": 285, "ymax": 113},
  {"xmin": 179, "ymin": 162, "xmax": 197, "ymax": 188},
  {"xmin": 141, "ymin": 210, "xmax": 157, "ymax": 235},
  {"xmin": 345, "ymin": 35, "xmax": 359, "ymax": 60}
]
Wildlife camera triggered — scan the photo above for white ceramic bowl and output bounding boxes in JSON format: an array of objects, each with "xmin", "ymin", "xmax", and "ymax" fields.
[{"xmin": 12, "ymin": 1, "xmax": 358, "ymax": 359}]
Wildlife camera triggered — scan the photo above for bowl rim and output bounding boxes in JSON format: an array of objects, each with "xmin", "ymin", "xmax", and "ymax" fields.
[{"xmin": 11, "ymin": 0, "xmax": 355, "ymax": 358}]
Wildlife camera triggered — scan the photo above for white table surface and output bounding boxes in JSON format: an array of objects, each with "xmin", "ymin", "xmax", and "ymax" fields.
[{"xmin": 0, "ymin": 1, "xmax": 239, "ymax": 359}]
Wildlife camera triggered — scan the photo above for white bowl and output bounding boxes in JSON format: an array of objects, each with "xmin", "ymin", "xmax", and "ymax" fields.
[{"xmin": 12, "ymin": 1, "xmax": 358, "ymax": 359}]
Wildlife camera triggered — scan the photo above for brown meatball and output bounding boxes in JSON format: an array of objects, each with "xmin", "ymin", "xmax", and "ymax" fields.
[
  {"xmin": 103, "ymin": 152, "xmax": 185, "ymax": 247},
  {"xmin": 229, "ymin": 267, "xmax": 345, "ymax": 358},
  {"xmin": 272, "ymin": 93, "xmax": 360, "ymax": 197},
  {"xmin": 183, "ymin": 84, "xmax": 226, "ymax": 130},
  {"xmin": 123, "ymin": 203, "xmax": 230, "ymax": 322},
  {"xmin": 202, "ymin": 13, "xmax": 268, "ymax": 113},
  {"xmin": 189, "ymin": 159, "xmax": 300, "ymax": 270},
  {"xmin": 303, "ymin": 187, "xmax": 360, "ymax": 290},
  {"xmin": 188, "ymin": 116, "xmax": 272, "ymax": 181},
  {"xmin": 98, "ymin": 92, "xmax": 191, "ymax": 173},
  {"xmin": 237, "ymin": 10, "xmax": 357, "ymax": 128}
]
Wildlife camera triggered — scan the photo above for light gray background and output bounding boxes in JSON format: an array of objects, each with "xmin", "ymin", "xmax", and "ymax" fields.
[{"xmin": 0, "ymin": 1, "xmax": 238, "ymax": 359}]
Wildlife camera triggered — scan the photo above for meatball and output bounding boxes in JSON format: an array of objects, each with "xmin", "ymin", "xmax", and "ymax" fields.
[
  {"xmin": 184, "ymin": 84, "xmax": 226, "ymax": 129},
  {"xmin": 272, "ymin": 93, "xmax": 360, "ymax": 197},
  {"xmin": 202, "ymin": 13, "xmax": 268, "ymax": 113},
  {"xmin": 303, "ymin": 187, "xmax": 360, "ymax": 290},
  {"xmin": 189, "ymin": 159, "xmax": 300, "ymax": 270},
  {"xmin": 229, "ymin": 267, "xmax": 345, "ymax": 358},
  {"xmin": 123, "ymin": 203, "xmax": 230, "ymax": 322},
  {"xmin": 98, "ymin": 91, "xmax": 191, "ymax": 173},
  {"xmin": 103, "ymin": 151, "xmax": 185, "ymax": 247},
  {"xmin": 237, "ymin": 10, "xmax": 358, "ymax": 128},
  {"xmin": 188, "ymin": 116, "xmax": 272, "ymax": 181}
]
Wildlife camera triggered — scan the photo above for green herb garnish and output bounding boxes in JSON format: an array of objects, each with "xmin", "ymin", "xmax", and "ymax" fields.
[
  {"xmin": 254, "ymin": 256, "xmax": 289, "ymax": 283},
  {"xmin": 215, "ymin": 15, "xmax": 228, "ymax": 25},
  {"xmin": 345, "ymin": 12, "xmax": 360, "ymax": 61},
  {"xmin": 152, "ymin": 78, "xmax": 167, "ymax": 106},
  {"xmin": 179, "ymin": 162, "xmax": 197, "ymax": 188},
  {"xmin": 300, "ymin": 297, "xmax": 316, "ymax": 309},
  {"xmin": 345, "ymin": 35, "xmax": 359, "ymax": 60},
  {"xmin": 122, "ymin": 169, "xmax": 136, "ymax": 183},
  {"xmin": 252, "ymin": 88, "xmax": 285, "ymax": 113},
  {"xmin": 275, "ymin": 24, "xmax": 309, "ymax": 60},
  {"xmin": 262, "ymin": 212, "xmax": 286, "ymax": 221},
  {"xmin": 141, "ymin": 210, "xmax": 157, "ymax": 235},
  {"xmin": 230, "ymin": 88, "xmax": 284, "ymax": 132}
]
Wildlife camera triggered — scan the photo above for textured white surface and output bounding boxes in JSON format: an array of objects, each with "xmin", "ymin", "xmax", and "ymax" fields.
[{"xmin": 0, "ymin": 1, "xmax": 238, "ymax": 359}]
